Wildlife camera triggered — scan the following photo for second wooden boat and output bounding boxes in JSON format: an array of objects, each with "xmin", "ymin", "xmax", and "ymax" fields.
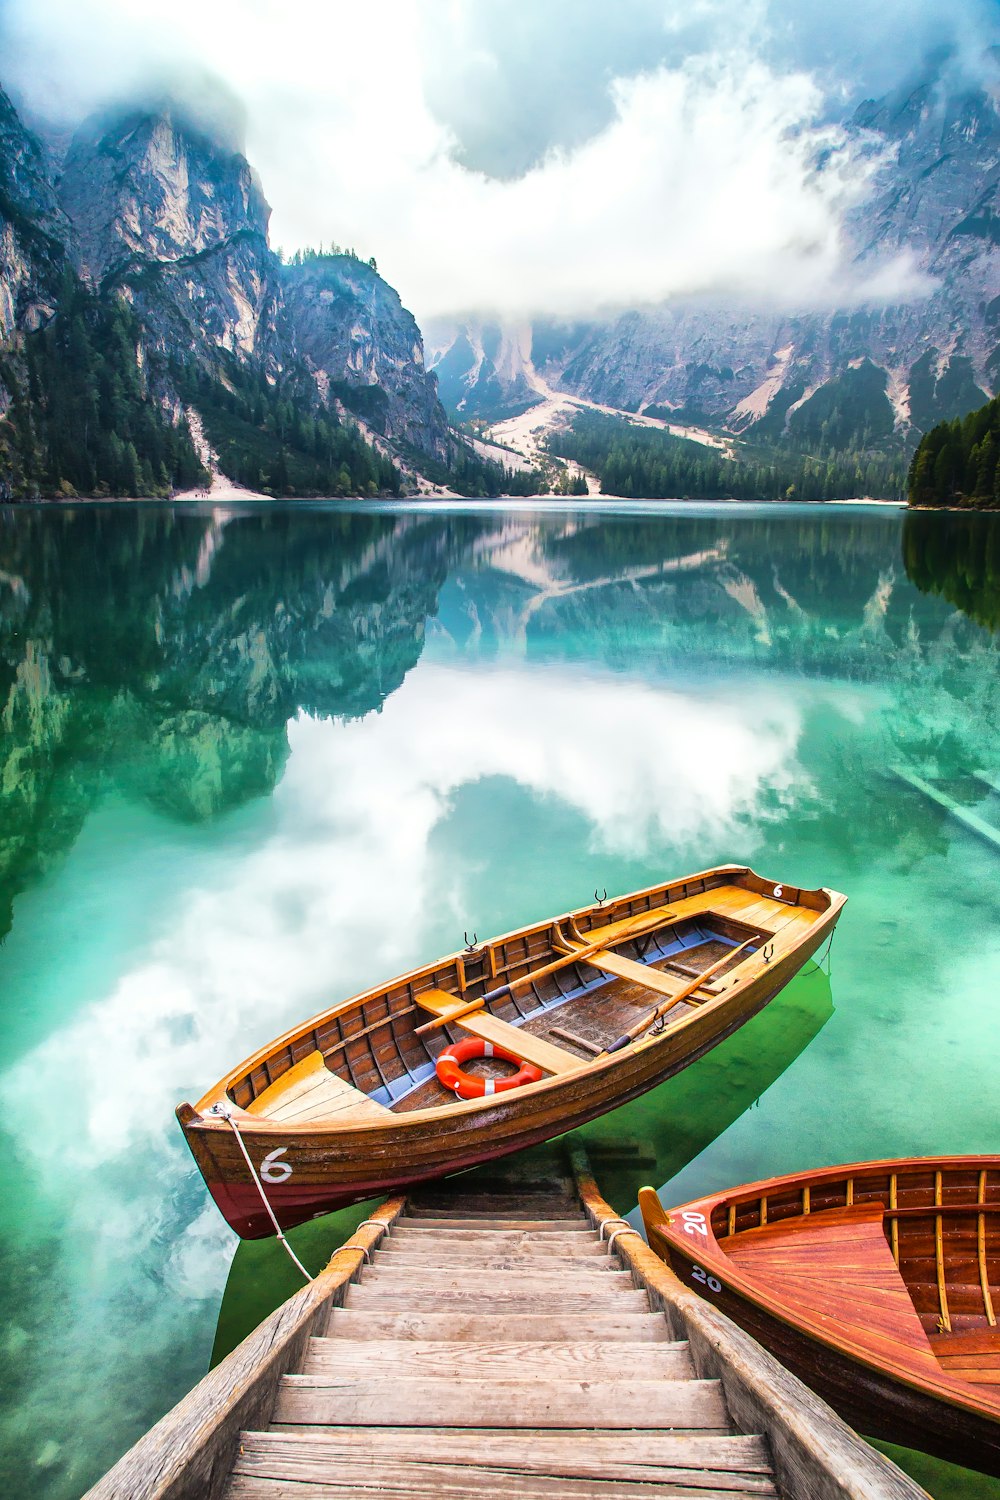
[
  {"xmin": 640, "ymin": 1157, "xmax": 1000, "ymax": 1475},
  {"xmin": 178, "ymin": 864, "xmax": 844, "ymax": 1237}
]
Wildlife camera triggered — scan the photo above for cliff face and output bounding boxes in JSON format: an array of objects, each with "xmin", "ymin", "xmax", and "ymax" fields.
[
  {"xmin": 0, "ymin": 90, "xmax": 72, "ymax": 345},
  {"xmin": 0, "ymin": 85, "xmax": 451, "ymax": 470},
  {"xmin": 57, "ymin": 105, "xmax": 284, "ymax": 372},
  {"xmin": 283, "ymin": 256, "xmax": 450, "ymax": 459},
  {"xmin": 432, "ymin": 69, "xmax": 1000, "ymax": 444}
]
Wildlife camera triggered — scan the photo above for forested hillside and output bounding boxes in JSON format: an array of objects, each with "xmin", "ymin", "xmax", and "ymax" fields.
[
  {"xmin": 549, "ymin": 413, "xmax": 905, "ymax": 502},
  {"xmin": 908, "ymin": 394, "xmax": 1000, "ymax": 508}
]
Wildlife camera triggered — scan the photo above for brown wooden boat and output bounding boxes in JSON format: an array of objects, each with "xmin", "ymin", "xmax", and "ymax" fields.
[
  {"xmin": 640, "ymin": 1157, "xmax": 1000, "ymax": 1476},
  {"xmin": 177, "ymin": 864, "xmax": 844, "ymax": 1238}
]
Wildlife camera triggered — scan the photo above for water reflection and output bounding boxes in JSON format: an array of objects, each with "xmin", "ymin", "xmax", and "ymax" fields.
[
  {"xmin": 903, "ymin": 509, "xmax": 1000, "ymax": 633},
  {"xmin": 1, "ymin": 501, "xmax": 1000, "ymax": 1500}
]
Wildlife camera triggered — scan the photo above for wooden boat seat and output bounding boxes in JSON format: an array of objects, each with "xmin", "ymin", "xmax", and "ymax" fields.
[
  {"xmin": 245, "ymin": 1051, "xmax": 391, "ymax": 1124},
  {"xmin": 720, "ymin": 1203, "xmax": 937, "ymax": 1360},
  {"xmin": 569, "ymin": 945, "xmax": 724, "ymax": 1003},
  {"xmin": 929, "ymin": 1328, "xmax": 1000, "ymax": 1383},
  {"xmin": 416, "ymin": 990, "xmax": 580, "ymax": 1076}
]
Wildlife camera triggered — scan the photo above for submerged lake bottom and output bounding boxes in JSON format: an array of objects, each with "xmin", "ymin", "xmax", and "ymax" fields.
[{"xmin": 0, "ymin": 499, "xmax": 998, "ymax": 1499}]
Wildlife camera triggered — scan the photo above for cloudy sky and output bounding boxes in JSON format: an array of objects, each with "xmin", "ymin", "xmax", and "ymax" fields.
[{"xmin": 0, "ymin": 0, "xmax": 996, "ymax": 320}]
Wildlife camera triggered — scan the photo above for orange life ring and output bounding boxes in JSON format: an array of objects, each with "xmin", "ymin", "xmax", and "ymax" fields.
[{"xmin": 435, "ymin": 1037, "xmax": 544, "ymax": 1099}]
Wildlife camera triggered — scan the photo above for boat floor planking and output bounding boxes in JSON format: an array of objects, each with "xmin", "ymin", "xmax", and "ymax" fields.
[
  {"xmin": 641, "ymin": 1156, "xmax": 1000, "ymax": 1476},
  {"xmin": 177, "ymin": 865, "xmax": 845, "ymax": 1237}
]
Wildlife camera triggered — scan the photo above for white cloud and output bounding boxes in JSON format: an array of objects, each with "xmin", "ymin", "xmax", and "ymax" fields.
[
  {"xmin": 6, "ymin": 661, "xmax": 805, "ymax": 1182},
  {"xmin": 1, "ymin": 0, "xmax": 950, "ymax": 319}
]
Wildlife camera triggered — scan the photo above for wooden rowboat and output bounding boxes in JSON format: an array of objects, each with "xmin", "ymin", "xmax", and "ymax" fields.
[
  {"xmin": 640, "ymin": 1157, "xmax": 1000, "ymax": 1476},
  {"xmin": 177, "ymin": 864, "xmax": 844, "ymax": 1238}
]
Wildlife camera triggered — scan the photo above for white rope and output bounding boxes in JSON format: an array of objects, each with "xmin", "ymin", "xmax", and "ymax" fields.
[
  {"xmin": 606, "ymin": 1225, "xmax": 642, "ymax": 1255},
  {"xmin": 597, "ymin": 1216, "xmax": 633, "ymax": 1241},
  {"xmin": 212, "ymin": 1105, "xmax": 313, "ymax": 1282}
]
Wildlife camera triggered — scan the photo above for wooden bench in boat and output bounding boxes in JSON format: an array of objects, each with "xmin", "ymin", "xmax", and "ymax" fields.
[
  {"xmin": 416, "ymin": 990, "xmax": 581, "ymax": 1076},
  {"xmin": 720, "ymin": 1203, "xmax": 938, "ymax": 1362},
  {"xmin": 245, "ymin": 1051, "xmax": 391, "ymax": 1125},
  {"xmin": 929, "ymin": 1328, "xmax": 1000, "ymax": 1384},
  {"xmin": 564, "ymin": 944, "xmax": 724, "ymax": 1003}
]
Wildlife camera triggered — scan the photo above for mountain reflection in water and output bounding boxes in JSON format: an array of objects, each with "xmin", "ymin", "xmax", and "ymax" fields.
[{"xmin": 1, "ymin": 501, "xmax": 999, "ymax": 1500}]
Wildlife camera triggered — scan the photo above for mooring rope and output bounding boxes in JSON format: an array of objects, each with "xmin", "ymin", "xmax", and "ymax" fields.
[
  {"xmin": 818, "ymin": 926, "xmax": 837, "ymax": 972},
  {"xmin": 210, "ymin": 1104, "xmax": 313, "ymax": 1282}
]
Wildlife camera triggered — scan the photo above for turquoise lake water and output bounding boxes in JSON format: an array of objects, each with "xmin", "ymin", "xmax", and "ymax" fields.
[{"xmin": 1, "ymin": 500, "xmax": 999, "ymax": 1498}]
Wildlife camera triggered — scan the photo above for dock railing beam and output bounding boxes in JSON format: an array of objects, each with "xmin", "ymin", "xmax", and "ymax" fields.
[
  {"xmin": 567, "ymin": 1145, "xmax": 929, "ymax": 1500},
  {"xmin": 82, "ymin": 1196, "xmax": 407, "ymax": 1500}
]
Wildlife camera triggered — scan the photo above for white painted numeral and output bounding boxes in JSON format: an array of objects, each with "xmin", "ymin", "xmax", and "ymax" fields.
[
  {"xmin": 680, "ymin": 1210, "xmax": 708, "ymax": 1237},
  {"xmin": 773, "ymin": 884, "xmax": 783, "ymax": 898},
  {"xmin": 691, "ymin": 1265, "xmax": 722, "ymax": 1293},
  {"xmin": 260, "ymin": 1146, "xmax": 293, "ymax": 1184}
]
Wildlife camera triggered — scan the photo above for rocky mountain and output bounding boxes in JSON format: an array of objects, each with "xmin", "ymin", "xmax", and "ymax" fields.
[
  {"xmin": 431, "ymin": 65, "xmax": 1000, "ymax": 451},
  {"xmin": 0, "ymin": 86, "xmax": 456, "ymax": 494},
  {"xmin": 0, "ymin": 90, "xmax": 72, "ymax": 343},
  {"xmin": 57, "ymin": 102, "xmax": 284, "ymax": 374},
  {"xmin": 284, "ymin": 254, "xmax": 450, "ymax": 457}
]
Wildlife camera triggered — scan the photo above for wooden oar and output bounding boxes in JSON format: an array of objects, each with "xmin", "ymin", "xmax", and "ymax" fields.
[
  {"xmin": 414, "ymin": 906, "xmax": 677, "ymax": 1035},
  {"xmin": 599, "ymin": 935, "xmax": 760, "ymax": 1055}
]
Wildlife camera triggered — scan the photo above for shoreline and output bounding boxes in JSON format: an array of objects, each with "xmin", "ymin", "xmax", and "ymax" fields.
[{"xmin": 4, "ymin": 492, "xmax": 910, "ymax": 508}]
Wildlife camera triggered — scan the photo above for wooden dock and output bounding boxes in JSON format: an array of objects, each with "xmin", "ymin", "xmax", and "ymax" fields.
[
  {"xmin": 86, "ymin": 1147, "xmax": 928, "ymax": 1500},
  {"xmin": 893, "ymin": 765, "xmax": 1000, "ymax": 854}
]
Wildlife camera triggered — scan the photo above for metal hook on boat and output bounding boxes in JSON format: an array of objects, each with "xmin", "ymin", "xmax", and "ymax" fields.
[
  {"xmin": 464, "ymin": 931, "xmax": 479, "ymax": 952},
  {"xmin": 762, "ymin": 942, "xmax": 774, "ymax": 963},
  {"xmin": 594, "ymin": 888, "xmax": 608, "ymax": 906}
]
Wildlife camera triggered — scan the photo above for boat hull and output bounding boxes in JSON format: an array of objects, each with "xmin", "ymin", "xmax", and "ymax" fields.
[
  {"xmin": 179, "ymin": 899, "xmax": 839, "ymax": 1236},
  {"xmin": 179, "ymin": 866, "xmax": 844, "ymax": 1237},
  {"xmin": 645, "ymin": 1157, "xmax": 1000, "ymax": 1477},
  {"xmin": 661, "ymin": 1231, "xmax": 1000, "ymax": 1475}
]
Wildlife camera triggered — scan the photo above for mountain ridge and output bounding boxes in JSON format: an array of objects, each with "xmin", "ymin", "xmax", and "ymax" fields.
[
  {"xmin": 430, "ymin": 65, "xmax": 1000, "ymax": 460},
  {"xmin": 0, "ymin": 87, "xmax": 493, "ymax": 498}
]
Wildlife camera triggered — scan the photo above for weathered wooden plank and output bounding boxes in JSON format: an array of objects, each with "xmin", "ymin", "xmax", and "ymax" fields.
[
  {"xmin": 377, "ymin": 1238, "xmax": 607, "ymax": 1259},
  {"xmin": 326, "ymin": 1309, "xmax": 670, "ymax": 1342},
  {"xmin": 228, "ymin": 1476, "xmax": 771, "ymax": 1500},
  {"xmin": 303, "ymin": 1337, "xmax": 694, "ymax": 1380},
  {"xmin": 343, "ymin": 1284, "xmax": 651, "ymax": 1313},
  {"xmin": 256, "ymin": 1427, "xmax": 774, "ymax": 1475},
  {"xmin": 228, "ymin": 1451, "xmax": 774, "ymax": 1497},
  {"xmin": 393, "ymin": 1216, "xmax": 593, "ymax": 1231},
  {"xmin": 273, "ymin": 1373, "xmax": 729, "ymax": 1429},
  {"xmin": 359, "ymin": 1265, "xmax": 636, "ymax": 1290},
  {"xmin": 893, "ymin": 765, "xmax": 1000, "ymax": 853}
]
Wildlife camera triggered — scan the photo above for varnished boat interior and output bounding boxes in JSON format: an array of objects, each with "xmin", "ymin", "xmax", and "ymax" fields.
[
  {"xmin": 710, "ymin": 1164, "xmax": 1000, "ymax": 1392},
  {"xmin": 215, "ymin": 870, "xmax": 831, "ymax": 1122}
]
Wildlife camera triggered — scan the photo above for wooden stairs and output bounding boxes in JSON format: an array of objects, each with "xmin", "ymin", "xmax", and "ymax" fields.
[
  {"xmin": 85, "ymin": 1146, "xmax": 930, "ymax": 1500},
  {"xmin": 226, "ymin": 1160, "xmax": 779, "ymax": 1497}
]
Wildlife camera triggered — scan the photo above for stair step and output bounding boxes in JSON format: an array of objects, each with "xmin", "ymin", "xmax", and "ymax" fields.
[
  {"xmin": 387, "ymin": 1228, "xmax": 598, "ymax": 1247},
  {"xmin": 371, "ymin": 1255, "xmax": 617, "ymax": 1275},
  {"xmin": 407, "ymin": 1194, "xmax": 578, "ymax": 1206},
  {"xmin": 343, "ymin": 1285, "xmax": 649, "ymax": 1314},
  {"xmin": 326, "ymin": 1310, "xmax": 670, "ymax": 1342},
  {"xmin": 304, "ymin": 1337, "xmax": 694, "ymax": 1381},
  {"xmin": 230, "ymin": 1454, "xmax": 774, "ymax": 1499},
  {"xmin": 394, "ymin": 1216, "xmax": 590, "ymax": 1232},
  {"xmin": 376, "ymin": 1241, "xmax": 608, "ymax": 1262},
  {"xmin": 273, "ymin": 1374, "xmax": 729, "ymax": 1429},
  {"xmin": 360, "ymin": 1266, "xmax": 634, "ymax": 1290},
  {"xmin": 235, "ymin": 1426, "xmax": 774, "ymax": 1483}
]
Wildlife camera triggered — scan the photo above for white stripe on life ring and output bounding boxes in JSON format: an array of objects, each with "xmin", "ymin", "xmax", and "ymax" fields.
[
  {"xmin": 483, "ymin": 1078, "xmax": 496, "ymax": 1095},
  {"xmin": 483, "ymin": 1041, "xmax": 494, "ymax": 1057}
]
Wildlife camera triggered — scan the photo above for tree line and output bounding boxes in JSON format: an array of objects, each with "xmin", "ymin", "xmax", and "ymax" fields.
[
  {"xmin": 548, "ymin": 413, "xmax": 905, "ymax": 502},
  {"xmin": 175, "ymin": 359, "xmax": 401, "ymax": 497},
  {"xmin": 907, "ymin": 394, "xmax": 1000, "ymax": 508},
  {"xmin": 0, "ymin": 273, "xmax": 207, "ymax": 499}
]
